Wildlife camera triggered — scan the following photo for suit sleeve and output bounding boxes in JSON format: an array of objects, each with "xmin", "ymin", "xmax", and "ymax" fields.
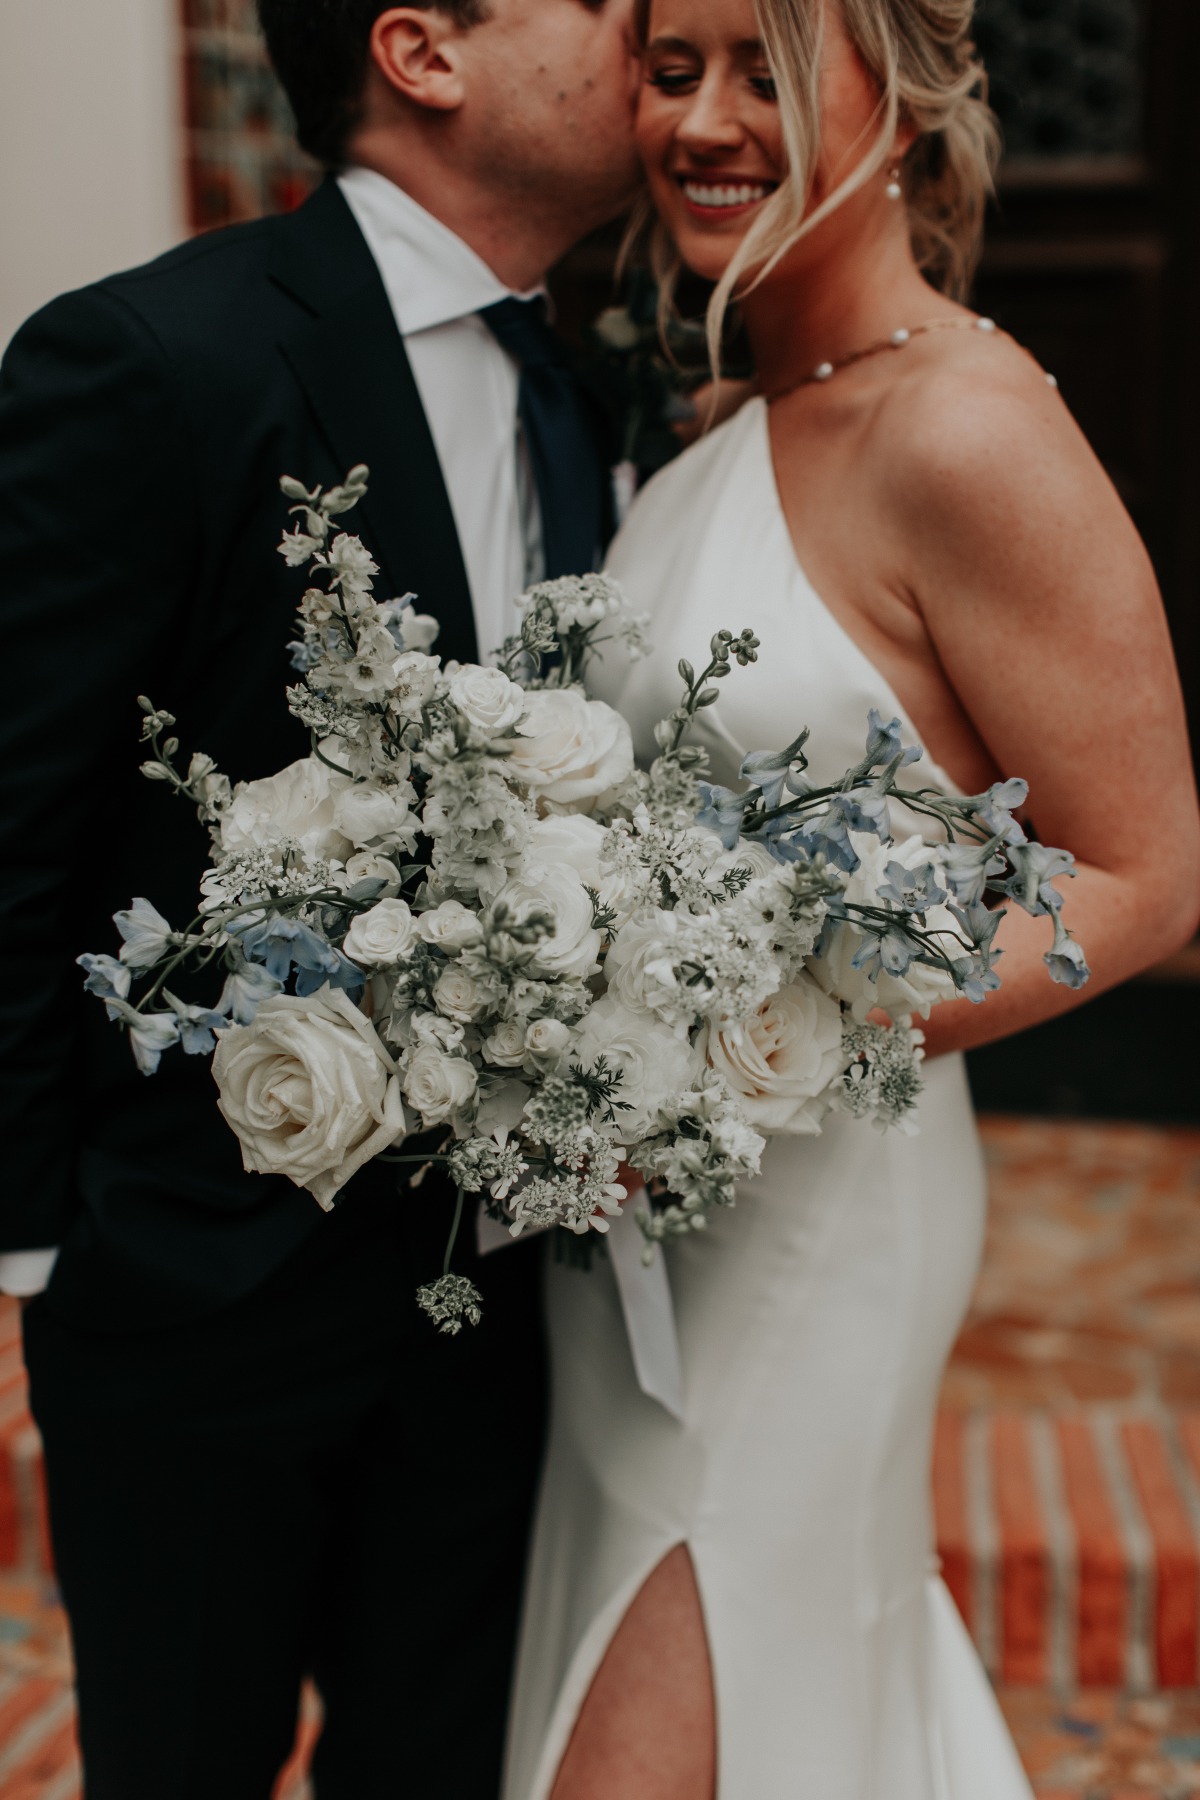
[{"xmin": 0, "ymin": 286, "xmax": 198, "ymax": 1250}]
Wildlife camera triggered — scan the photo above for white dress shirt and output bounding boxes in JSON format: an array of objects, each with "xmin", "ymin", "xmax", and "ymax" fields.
[
  {"xmin": 338, "ymin": 165, "xmax": 546, "ymax": 662},
  {"xmin": 0, "ymin": 169, "xmax": 550, "ymax": 1303}
]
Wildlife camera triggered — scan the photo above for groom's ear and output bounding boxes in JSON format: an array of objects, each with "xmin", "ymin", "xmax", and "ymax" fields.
[{"xmin": 369, "ymin": 8, "xmax": 469, "ymax": 114}]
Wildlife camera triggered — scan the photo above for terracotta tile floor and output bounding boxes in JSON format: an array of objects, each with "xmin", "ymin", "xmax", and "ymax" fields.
[{"xmin": 3, "ymin": 1115, "xmax": 1200, "ymax": 1798}]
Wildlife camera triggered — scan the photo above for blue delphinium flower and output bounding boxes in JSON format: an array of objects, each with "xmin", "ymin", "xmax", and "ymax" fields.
[
  {"xmin": 235, "ymin": 916, "xmax": 364, "ymax": 997},
  {"xmin": 217, "ymin": 962, "xmax": 284, "ymax": 1025},
  {"xmin": 162, "ymin": 992, "xmax": 228, "ymax": 1056},
  {"xmin": 104, "ymin": 1000, "xmax": 181, "ymax": 1075},
  {"xmin": 741, "ymin": 731, "xmax": 811, "ymax": 810},
  {"xmin": 76, "ymin": 952, "xmax": 131, "ymax": 1004},
  {"xmin": 860, "ymin": 710, "xmax": 923, "ymax": 775},
  {"xmin": 950, "ymin": 958, "xmax": 1003, "ymax": 1004},
  {"xmin": 875, "ymin": 860, "xmax": 948, "ymax": 915},
  {"xmin": 1001, "ymin": 842, "xmax": 1077, "ymax": 919},
  {"xmin": 852, "ymin": 923, "xmax": 916, "ymax": 979},
  {"xmin": 975, "ymin": 779, "xmax": 1029, "ymax": 845},
  {"xmin": 114, "ymin": 897, "xmax": 175, "ymax": 970},
  {"xmin": 939, "ymin": 843, "xmax": 1004, "ymax": 908},
  {"xmin": 695, "ymin": 783, "xmax": 745, "ymax": 850}
]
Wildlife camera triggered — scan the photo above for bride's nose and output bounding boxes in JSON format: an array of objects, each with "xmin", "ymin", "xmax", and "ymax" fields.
[{"xmin": 674, "ymin": 76, "xmax": 748, "ymax": 155}]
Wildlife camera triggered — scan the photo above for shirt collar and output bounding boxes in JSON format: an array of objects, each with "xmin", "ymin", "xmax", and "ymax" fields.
[{"xmin": 338, "ymin": 166, "xmax": 545, "ymax": 336}]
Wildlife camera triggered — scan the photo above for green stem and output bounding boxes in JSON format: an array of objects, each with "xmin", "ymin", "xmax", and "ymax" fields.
[{"xmin": 443, "ymin": 1185, "xmax": 466, "ymax": 1279}]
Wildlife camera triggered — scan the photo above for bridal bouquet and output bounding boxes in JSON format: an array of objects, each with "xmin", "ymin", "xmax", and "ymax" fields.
[{"xmin": 80, "ymin": 469, "xmax": 1087, "ymax": 1332}]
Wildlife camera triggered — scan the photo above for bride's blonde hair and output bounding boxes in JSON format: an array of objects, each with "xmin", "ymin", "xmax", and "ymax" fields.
[{"xmin": 634, "ymin": 0, "xmax": 999, "ymax": 364}]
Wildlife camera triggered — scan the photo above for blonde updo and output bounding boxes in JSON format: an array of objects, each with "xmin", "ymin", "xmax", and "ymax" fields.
[{"xmin": 635, "ymin": 0, "xmax": 1000, "ymax": 357}]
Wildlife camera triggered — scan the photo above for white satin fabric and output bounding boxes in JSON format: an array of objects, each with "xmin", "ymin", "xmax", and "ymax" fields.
[{"xmin": 502, "ymin": 399, "xmax": 1034, "ymax": 1800}]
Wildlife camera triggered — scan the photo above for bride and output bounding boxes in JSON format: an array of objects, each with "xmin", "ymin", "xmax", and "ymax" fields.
[{"xmin": 504, "ymin": 1, "xmax": 1200, "ymax": 1796}]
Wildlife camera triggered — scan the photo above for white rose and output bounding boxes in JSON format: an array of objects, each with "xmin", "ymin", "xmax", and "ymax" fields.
[
  {"xmin": 572, "ymin": 995, "xmax": 704, "ymax": 1138},
  {"xmin": 418, "ymin": 900, "xmax": 484, "ymax": 951},
  {"xmin": 812, "ymin": 835, "xmax": 959, "ymax": 1020},
  {"xmin": 708, "ymin": 837, "xmax": 779, "ymax": 886},
  {"xmin": 333, "ymin": 781, "xmax": 417, "ymax": 851},
  {"xmin": 447, "ymin": 665, "xmax": 527, "ymax": 736},
  {"xmin": 402, "ymin": 1045, "xmax": 478, "ymax": 1127},
  {"xmin": 483, "ymin": 1018, "xmax": 527, "ymax": 1068},
  {"xmin": 433, "ymin": 964, "xmax": 491, "ymax": 1024},
  {"xmin": 343, "ymin": 899, "xmax": 420, "ymax": 967},
  {"xmin": 507, "ymin": 688, "xmax": 634, "ymax": 811},
  {"xmin": 706, "ymin": 977, "xmax": 844, "ymax": 1135},
  {"xmin": 524, "ymin": 1017, "xmax": 570, "ymax": 1070},
  {"xmin": 218, "ymin": 756, "xmax": 352, "ymax": 862},
  {"xmin": 497, "ymin": 861, "xmax": 603, "ymax": 981},
  {"xmin": 212, "ymin": 987, "xmax": 406, "ymax": 1210}
]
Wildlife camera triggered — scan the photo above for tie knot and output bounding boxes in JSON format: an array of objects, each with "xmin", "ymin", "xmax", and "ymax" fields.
[{"xmin": 479, "ymin": 296, "xmax": 563, "ymax": 370}]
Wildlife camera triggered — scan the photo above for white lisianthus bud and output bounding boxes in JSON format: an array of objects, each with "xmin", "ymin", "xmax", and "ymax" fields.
[
  {"xmin": 343, "ymin": 899, "xmax": 420, "ymax": 967},
  {"xmin": 402, "ymin": 1045, "xmax": 478, "ymax": 1128}
]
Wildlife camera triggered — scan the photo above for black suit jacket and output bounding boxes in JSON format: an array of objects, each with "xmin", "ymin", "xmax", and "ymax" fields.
[{"xmin": 0, "ymin": 180, "xmax": 488, "ymax": 1329}]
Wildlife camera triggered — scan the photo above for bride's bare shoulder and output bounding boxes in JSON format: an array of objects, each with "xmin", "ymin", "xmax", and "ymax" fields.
[{"xmin": 876, "ymin": 328, "xmax": 1143, "ymax": 594}]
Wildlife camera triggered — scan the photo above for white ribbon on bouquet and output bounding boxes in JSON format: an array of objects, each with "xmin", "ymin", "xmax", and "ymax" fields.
[{"xmin": 477, "ymin": 1187, "xmax": 685, "ymax": 1423}]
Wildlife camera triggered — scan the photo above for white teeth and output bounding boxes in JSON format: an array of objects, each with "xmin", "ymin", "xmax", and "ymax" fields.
[{"xmin": 682, "ymin": 182, "xmax": 771, "ymax": 208}]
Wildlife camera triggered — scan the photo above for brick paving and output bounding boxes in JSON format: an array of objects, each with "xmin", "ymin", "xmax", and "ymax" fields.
[{"xmin": 2, "ymin": 1115, "xmax": 1199, "ymax": 1797}]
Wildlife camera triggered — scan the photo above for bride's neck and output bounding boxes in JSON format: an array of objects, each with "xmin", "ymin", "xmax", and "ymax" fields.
[{"xmin": 739, "ymin": 215, "xmax": 957, "ymax": 395}]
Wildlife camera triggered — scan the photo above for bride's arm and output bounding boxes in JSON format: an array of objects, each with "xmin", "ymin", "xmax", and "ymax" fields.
[{"xmin": 885, "ymin": 365, "xmax": 1200, "ymax": 1059}]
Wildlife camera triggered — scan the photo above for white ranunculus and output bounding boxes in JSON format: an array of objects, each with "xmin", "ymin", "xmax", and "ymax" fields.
[
  {"xmin": 447, "ymin": 665, "xmax": 527, "ymax": 736},
  {"xmin": 332, "ymin": 780, "xmax": 417, "ymax": 851},
  {"xmin": 572, "ymin": 995, "xmax": 704, "ymax": 1137},
  {"xmin": 343, "ymin": 899, "xmax": 420, "ymax": 967},
  {"xmin": 402, "ymin": 1045, "xmax": 478, "ymax": 1127},
  {"xmin": 496, "ymin": 813, "xmax": 607, "ymax": 981},
  {"xmin": 706, "ymin": 977, "xmax": 844, "ymax": 1135},
  {"xmin": 507, "ymin": 688, "xmax": 634, "ymax": 811},
  {"xmin": 212, "ymin": 986, "xmax": 406, "ymax": 1210},
  {"xmin": 218, "ymin": 756, "xmax": 353, "ymax": 863},
  {"xmin": 603, "ymin": 911, "xmax": 672, "ymax": 1016},
  {"xmin": 417, "ymin": 900, "xmax": 484, "ymax": 951},
  {"xmin": 708, "ymin": 837, "xmax": 780, "ymax": 886},
  {"xmin": 812, "ymin": 835, "xmax": 960, "ymax": 1020},
  {"xmin": 483, "ymin": 1018, "xmax": 527, "ymax": 1068},
  {"xmin": 433, "ymin": 964, "xmax": 491, "ymax": 1025}
]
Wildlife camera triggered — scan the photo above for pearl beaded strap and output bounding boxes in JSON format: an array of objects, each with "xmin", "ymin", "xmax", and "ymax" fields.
[{"xmin": 767, "ymin": 315, "xmax": 1058, "ymax": 399}]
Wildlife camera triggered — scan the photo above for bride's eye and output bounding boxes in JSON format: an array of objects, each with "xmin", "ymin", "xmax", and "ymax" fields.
[
  {"xmin": 750, "ymin": 72, "xmax": 778, "ymax": 101},
  {"xmin": 646, "ymin": 65, "xmax": 701, "ymax": 95}
]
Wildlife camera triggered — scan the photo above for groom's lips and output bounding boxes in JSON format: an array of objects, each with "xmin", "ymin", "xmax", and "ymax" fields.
[{"xmin": 674, "ymin": 173, "xmax": 779, "ymax": 222}]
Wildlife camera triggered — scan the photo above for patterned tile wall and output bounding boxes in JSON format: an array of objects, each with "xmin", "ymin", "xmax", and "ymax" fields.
[{"xmin": 181, "ymin": 0, "xmax": 318, "ymax": 232}]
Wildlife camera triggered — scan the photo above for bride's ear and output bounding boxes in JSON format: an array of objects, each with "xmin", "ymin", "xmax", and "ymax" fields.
[{"xmin": 369, "ymin": 7, "xmax": 468, "ymax": 114}]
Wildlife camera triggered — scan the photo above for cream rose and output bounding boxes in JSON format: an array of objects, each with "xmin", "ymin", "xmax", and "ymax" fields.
[
  {"xmin": 496, "ymin": 815, "xmax": 607, "ymax": 981},
  {"xmin": 706, "ymin": 978, "xmax": 844, "ymax": 1135},
  {"xmin": 602, "ymin": 911, "xmax": 673, "ymax": 1016},
  {"xmin": 344, "ymin": 851, "xmax": 403, "ymax": 899},
  {"xmin": 402, "ymin": 1045, "xmax": 478, "ymax": 1127},
  {"xmin": 218, "ymin": 756, "xmax": 352, "ymax": 862},
  {"xmin": 447, "ymin": 665, "xmax": 527, "ymax": 736},
  {"xmin": 483, "ymin": 1018, "xmax": 527, "ymax": 1068},
  {"xmin": 572, "ymin": 996, "xmax": 704, "ymax": 1137},
  {"xmin": 433, "ymin": 964, "xmax": 491, "ymax": 1025},
  {"xmin": 212, "ymin": 987, "xmax": 406, "ymax": 1210},
  {"xmin": 507, "ymin": 688, "xmax": 633, "ymax": 811},
  {"xmin": 523, "ymin": 1017, "xmax": 571, "ymax": 1070},
  {"xmin": 343, "ymin": 899, "xmax": 420, "ymax": 968}
]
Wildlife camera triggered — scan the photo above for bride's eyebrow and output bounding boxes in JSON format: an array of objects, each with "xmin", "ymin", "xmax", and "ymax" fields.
[{"xmin": 645, "ymin": 34, "xmax": 700, "ymax": 54}]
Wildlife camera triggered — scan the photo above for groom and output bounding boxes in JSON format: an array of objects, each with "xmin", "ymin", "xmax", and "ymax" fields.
[{"xmin": 0, "ymin": 3, "xmax": 638, "ymax": 1795}]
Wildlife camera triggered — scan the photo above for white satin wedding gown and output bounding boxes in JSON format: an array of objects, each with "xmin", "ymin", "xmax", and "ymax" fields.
[{"xmin": 502, "ymin": 398, "xmax": 1034, "ymax": 1800}]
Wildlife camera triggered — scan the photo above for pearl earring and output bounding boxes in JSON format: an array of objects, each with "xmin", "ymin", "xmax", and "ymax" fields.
[{"xmin": 885, "ymin": 167, "xmax": 903, "ymax": 200}]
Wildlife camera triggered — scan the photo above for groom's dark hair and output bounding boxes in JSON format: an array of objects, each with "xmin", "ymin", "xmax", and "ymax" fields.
[{"xmin": 256, "ymin": 0, "xmax": 491, "ymax": 168}]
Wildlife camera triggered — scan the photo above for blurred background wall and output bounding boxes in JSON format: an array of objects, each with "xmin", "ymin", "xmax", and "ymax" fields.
[
  {"xmin": 0, "ymin": 0, "xmax": 185, "ymax": 348},
  {"xmin": 0, "ymin": 0, "xmax": 1195, "ymax": 1121}
]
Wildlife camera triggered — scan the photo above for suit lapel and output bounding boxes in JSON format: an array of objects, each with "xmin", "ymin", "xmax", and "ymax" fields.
[{"xmin": 269, "ymin": 181, "xmax": 478, "ymax": 665}]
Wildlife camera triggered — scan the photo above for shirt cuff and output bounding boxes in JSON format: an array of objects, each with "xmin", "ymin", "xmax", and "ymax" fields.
[{"xmin": 0, "ymin": 1249, "xmax": 59, "ymax": 1297}]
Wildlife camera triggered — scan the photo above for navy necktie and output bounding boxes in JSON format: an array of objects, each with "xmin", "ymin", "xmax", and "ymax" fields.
[{"xmin": 480, "ymin": 296, "xmax": 608, "ymax": 580}]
